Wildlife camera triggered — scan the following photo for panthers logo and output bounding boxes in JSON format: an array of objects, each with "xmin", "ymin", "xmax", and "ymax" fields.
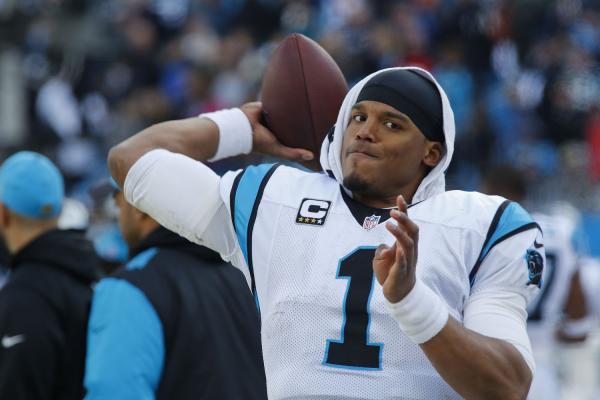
[{"xmin": 526, "ymin": 249, "xmax": 544, "ymax": 288}]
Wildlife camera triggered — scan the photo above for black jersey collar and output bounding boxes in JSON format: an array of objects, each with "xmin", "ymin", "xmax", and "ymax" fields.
[{"xmin": 340, "ymin": 187, "xmax": 423, "ymax": 227}]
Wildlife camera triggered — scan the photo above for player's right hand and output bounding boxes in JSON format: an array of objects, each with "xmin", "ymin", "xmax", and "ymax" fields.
[{"xmin": 240, "ymin": 102, "xmax": 314, "ymax": 162}]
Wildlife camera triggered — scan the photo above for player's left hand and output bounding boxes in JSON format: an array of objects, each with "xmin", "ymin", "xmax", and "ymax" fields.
[{"xmin": 373, "ymin": 195, "xmax": 418, "ymax": 303}]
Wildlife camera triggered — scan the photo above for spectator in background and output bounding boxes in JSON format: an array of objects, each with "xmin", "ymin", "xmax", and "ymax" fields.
[
  {"xmin": 84, "ymin": 183, "xmax": 267, "ymax": 399},
  {"xmin": 0, "ymin": 151, "xmax": 99, "ymax": 399},
  {"xmin": 0, "ymin": 239, "xmax": 8, "ymax": 288},
  {"xmin": 4, "ymin": 0, "xmax": 600, "ymax": 211},
  {"xmin": 481, "ymin": 164, "xmax": 593, "ymax": 400},
  {"xmin": 88, "ymin": 178, "xmax": 130, "ymax": 275}
]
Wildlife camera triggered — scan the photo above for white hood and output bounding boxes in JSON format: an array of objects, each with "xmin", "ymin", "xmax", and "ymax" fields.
[{"xmin": 319, "ymin": 67, "xmax": 455, "ymax": 203}]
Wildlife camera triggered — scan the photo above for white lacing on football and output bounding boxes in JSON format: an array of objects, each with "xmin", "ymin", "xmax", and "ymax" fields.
[
  {"xmin": 385, "ymin": 280, "xmax": 449, "ymax": 344},
  {"xmin": 200, "ymin": 108, "xmax": 253, "ymax": 161}
]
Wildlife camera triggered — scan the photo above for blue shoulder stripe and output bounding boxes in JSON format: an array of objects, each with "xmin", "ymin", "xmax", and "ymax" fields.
[
  {"xmin": 469, "ymin": 201, "xmax": 540, "ymax": 286},
  {"xmin": 230, "ymin": 163, "xmax": 280, "ymax": 304}
]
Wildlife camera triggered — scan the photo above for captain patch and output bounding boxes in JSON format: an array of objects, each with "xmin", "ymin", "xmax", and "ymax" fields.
[{"xmin": 296, "ymin": 198, "xmax": 331, "ymax": 226}]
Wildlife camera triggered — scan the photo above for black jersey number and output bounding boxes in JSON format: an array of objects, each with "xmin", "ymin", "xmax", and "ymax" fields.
[{"xmin": 323, "ymin": 247, "xmax": 383, "ymax": 370}]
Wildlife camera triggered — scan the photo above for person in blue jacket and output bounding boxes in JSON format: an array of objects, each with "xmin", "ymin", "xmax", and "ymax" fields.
[{"xmin": 84, "ymin": 183, "xmax": 267, "ymax": 400}]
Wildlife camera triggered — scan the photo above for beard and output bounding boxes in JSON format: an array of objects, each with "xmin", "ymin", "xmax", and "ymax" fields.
[{"xmin": 343, "ymin": 173, "xmax": 385, "ymax": 200}]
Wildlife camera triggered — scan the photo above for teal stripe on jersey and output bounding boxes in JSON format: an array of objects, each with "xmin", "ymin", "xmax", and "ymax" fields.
[
  {"xmin": 232, "ymin": 164, "xmax": 276, "ymax": 266},
  {"xmin": 479, "ymin": 202, "xmax": 534, "ymax": 262},
  {"xmin": 469, "ymin": 201, "xmax": 539, "ymax": 285}
]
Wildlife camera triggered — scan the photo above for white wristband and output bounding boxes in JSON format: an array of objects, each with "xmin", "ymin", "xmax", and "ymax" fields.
[
  {"xmin": 200, "ymin": 108, "xmax": 253, "ymax": 161},
  {"xmin": 385, "ymin": 280, "xmax": 449, "ymax": 344}
]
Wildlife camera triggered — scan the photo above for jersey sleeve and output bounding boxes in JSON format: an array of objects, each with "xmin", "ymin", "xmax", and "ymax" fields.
[
  {"xmin": 85, "ymin": 278, "xmax": 164, "ymax": 400},
  {"xmin": 124, "ymin": 149, "xmax": 240, "ymax": 264},
  {"xmin": 124, "ymin": 150, "xmax": 281, "ymax": 290},
  {"xmin": 469, "ymin": 201, "xmax": 543, "ymax": 298},
  {"xmin": 465, "ymin": 201, "xmax": 544, "ymax": 372}
]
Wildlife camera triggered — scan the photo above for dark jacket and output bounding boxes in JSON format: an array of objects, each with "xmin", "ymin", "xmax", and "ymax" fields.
[
  {"xmin": 85, "ymin": 227, "xmax": 267, "ymax": 400},
  {"xmin": 0, "ymin": 240, "xmax": 8, "ymax": 287},
  {"xmin": 0, "ymin": 229, "xmax": 99, "ymax": 400}
]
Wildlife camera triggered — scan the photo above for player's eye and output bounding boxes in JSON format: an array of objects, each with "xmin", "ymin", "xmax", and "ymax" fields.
[
  {"xmin": 351, "ymin": 114, "xmax": 366, "ymax": 123},
  {"xmin": 384, "ymin": 121, "xmax": 400, "ymax": 130}
]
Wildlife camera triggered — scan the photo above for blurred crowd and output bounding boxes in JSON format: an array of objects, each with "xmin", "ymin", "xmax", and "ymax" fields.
[
  {"xmin": 1, "ymin": 0, "xmax": 600, "ymax": 215},
  {"xmin": 1, "ymin": 1, "xmax": 600, "ymax": 398}
]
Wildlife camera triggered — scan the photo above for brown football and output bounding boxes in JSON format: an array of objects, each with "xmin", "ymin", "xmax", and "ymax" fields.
[{"xmin": 261, "ymin": 33, "xmax": 348, "ymax": 159}]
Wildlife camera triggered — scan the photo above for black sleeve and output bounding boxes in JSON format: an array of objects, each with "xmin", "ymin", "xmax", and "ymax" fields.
[{"xmin": 0, "ymin": 288, "xmax": 65, "ymax": 399}]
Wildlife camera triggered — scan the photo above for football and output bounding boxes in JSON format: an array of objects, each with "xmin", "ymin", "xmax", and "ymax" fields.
[{"xmin": 261, "ymin": 33, "xmax": 348, "ymax": 159}]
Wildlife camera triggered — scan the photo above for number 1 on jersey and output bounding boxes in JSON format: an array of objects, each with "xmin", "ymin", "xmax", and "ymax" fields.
[{"xmin": 323, "ymin": 247, "xmax": 383, "ymax": 370}]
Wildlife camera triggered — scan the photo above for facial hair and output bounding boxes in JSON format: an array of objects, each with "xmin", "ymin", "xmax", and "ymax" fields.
[{"xmin": 343, "ymin": 173, "xmax": 387, "ymax": 200}]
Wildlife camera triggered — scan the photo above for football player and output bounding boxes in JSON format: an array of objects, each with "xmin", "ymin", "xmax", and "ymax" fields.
[
  {"xmin": 482, "ymin": 165, "xmax": 593, "ymax": 399},
  {"xmin": 108, "ymin": 67, "xmax": 542, "ymax": 399}
]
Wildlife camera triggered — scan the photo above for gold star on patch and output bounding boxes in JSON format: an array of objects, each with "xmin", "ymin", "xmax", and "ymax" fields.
[{"xmin": 298, "ymin": 217, "xmax": 304, "ymax": 222}]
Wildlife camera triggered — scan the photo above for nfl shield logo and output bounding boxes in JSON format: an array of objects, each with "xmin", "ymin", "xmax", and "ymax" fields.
[{"xmin": 362, "ymin": 214, "xmax": 381, "ymax": 230}]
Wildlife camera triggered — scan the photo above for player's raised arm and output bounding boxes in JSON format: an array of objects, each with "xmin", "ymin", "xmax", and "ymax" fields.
[
  {"xmin": 106, "ymin": 103, "xmax": 313, "ymax": 258},
  {"xmin": 108, "ymin": 103, "xmax": 313, "ymax": 188},
  {"xmin": 108, "ymin": 115, "xmax": 220, "ymax": 189}
]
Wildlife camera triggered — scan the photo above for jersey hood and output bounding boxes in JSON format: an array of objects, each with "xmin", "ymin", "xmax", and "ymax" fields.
[{"xmin": 319, "ymin": 66, "xmax": 455, "ymax": 203}]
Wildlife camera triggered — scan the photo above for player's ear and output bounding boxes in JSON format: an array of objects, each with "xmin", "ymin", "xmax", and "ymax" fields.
[
  {"xmin": 423, "ymin": 141, "xmax": 443, "ymax": 168},
  {"xmin": 138, "ymin": 211, "xmax": 154, "ymax": 223},
  {"xmin": 131, "ymin": 207, "xmax": 148, "ymax": 224},
  {"xmin": 113, "ymin": 191, "xmax": 125, "ymax": 208}
]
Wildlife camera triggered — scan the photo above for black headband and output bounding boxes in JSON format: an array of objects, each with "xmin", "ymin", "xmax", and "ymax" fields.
[{"xmin": 356, "ymin": 70, "xmax": 444, "ymax": 143}]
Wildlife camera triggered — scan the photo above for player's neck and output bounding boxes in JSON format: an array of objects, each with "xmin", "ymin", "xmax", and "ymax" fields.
[
  {"xmin": 349, "ymin": 177, "xmax": 422, "ymax": 208},
  {"xmin": 352, "ymin": 192, "xmax": 413, "ymax": 209}
]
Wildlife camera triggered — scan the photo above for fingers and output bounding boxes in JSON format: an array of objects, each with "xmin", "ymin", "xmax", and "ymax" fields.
[
  {"xmin": 375, "ymin": 196, "xmax": 420, "ymax": 302},
  {"xmin": 242, "ymin": 102, "xmax": 314, "ymax": 162},
  {"xmin": 374, "ymin": 243, "xmax": 396, "ymax": 261},
  {"xmin": 389, "ymin": 208, "xmax": 418, "ymax": 241},
  {"xmin": 243, "ymin": 103, "xmax": 315, "ymax": 162},
  {"xmin": 373, "ymin": 243, "xmax": 395, "ymax": 285},
  {"xmin": 391, "ymin": 198, "xmax": 418, "ymax": 237},
  {"xmin": 394, "ymin": 196, "xmax": 418, "ymax": 240},
  {"xmin": 271, "ymin": 144, "xmax": 314, "ymax": 162},
  {"xmin": 385, "ymin": 219, "xmax": 415, "ymax": 268},
  {"xmin": 396, "ymin": 194, "xmax": 408, "ymax": 213},
  {"xmin": 386, "ymin": 203, "xmax": 419, "ymax": 267},
  {"xmin": 375, "ymin": 244, "xmax": 410, "ymax": 303},
  {"xmin": 253, "ymin": 125, "xmax": 314, "ymax": 162},
  {"xmin": 240, "ymin": 102, "xmax": 263, "ymax": 124}
]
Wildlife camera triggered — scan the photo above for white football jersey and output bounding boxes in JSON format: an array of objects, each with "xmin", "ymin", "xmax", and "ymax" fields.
[{"xmin": 212, "ymin": 163, "xmax": 542, "ymax": 400}]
